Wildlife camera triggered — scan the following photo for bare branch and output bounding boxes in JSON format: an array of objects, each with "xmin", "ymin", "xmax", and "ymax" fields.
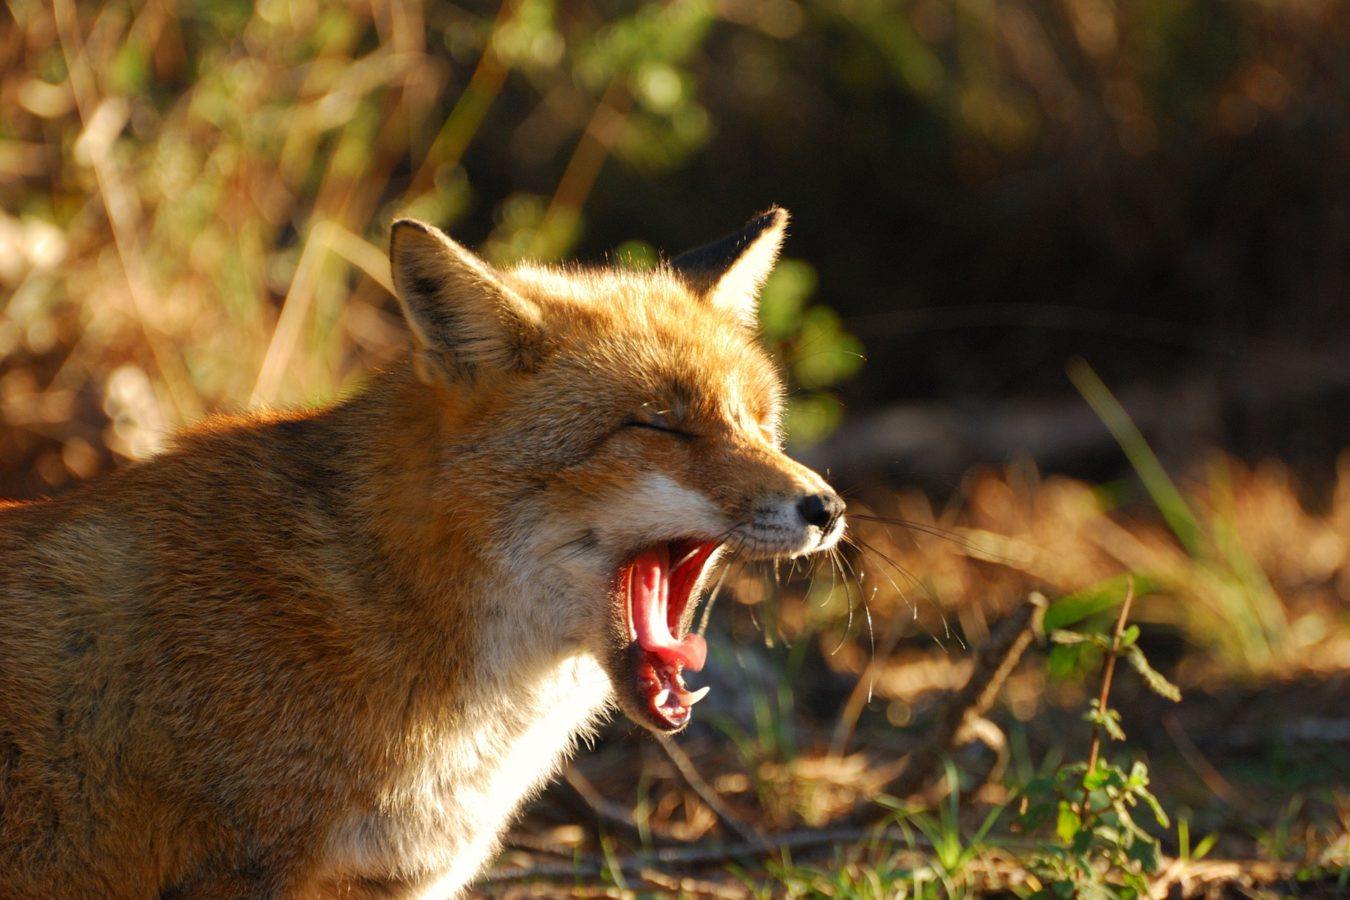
[
  {"xmin": 847, "ymin": 593, "xmax": 1046, "ymax": 819},
  {"xmin": 1079, "ymin": 579, "xmax": 1135, "ymax": 814},
  {"xmin": 656, "ymin": 735, "xmax": 765, "ymax": 846}
]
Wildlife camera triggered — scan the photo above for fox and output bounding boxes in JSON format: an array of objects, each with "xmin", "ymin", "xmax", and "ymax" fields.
[{"xmin": 0, "ymin": 207, "xmax": 846, "ymax": 898}]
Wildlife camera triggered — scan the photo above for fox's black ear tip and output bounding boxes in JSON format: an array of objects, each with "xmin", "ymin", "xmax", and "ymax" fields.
[
  {"xmin": 739, "ymin": 207, "xmax": 788, "ymax": 241},
  {"xmin": 754, "ymin": 206, "xmax": 789, "ymax": 229}
]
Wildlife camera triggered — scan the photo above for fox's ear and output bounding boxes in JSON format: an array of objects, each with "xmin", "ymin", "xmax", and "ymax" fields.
[
  {"xmin": 389, "ymin": 219, "xmax": 543, "ymax": 384},
  {"xmin": 671, "ymin": 207, "xmax": 788, "ymax": 328}
]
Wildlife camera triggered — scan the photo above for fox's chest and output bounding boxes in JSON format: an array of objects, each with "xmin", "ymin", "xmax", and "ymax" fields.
[{"xmin": 318, "ymin": 654, "xmax": 612, "ymax": 892}]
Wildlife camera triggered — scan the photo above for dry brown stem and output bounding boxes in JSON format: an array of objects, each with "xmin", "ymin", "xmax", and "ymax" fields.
[
  {"xmin": 1079, "ymin": 578, "xmax": 1135, "ymax": 815},
  {"xmin": 848, "ymin": 592, "xmax": 1047, "ymax": 819},
  {"xmin": 656, "ymin": 736, "xmax": 765, "ymax": 846}
]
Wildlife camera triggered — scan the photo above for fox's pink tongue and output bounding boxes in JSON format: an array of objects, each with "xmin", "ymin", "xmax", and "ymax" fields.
[{"xmin": 630, "ymin": 547, "xmax": 707, "ymax": 672}]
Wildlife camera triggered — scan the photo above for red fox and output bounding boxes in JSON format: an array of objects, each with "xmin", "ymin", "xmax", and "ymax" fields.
[{"xmin": 0, "ymin": 208, "xmax": 845, "ymax": 897}]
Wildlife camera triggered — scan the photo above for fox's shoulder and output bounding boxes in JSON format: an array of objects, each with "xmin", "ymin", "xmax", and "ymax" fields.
[
  {"xmin": 166, "ymin": 405, "xmax": 334, "ymax": 456},
  {"xmin": 0, "ymin": 405, "xmax": 350, "ymax": 550}
]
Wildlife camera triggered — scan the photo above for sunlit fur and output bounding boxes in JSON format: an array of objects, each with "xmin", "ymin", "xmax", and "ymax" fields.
[{"xmin": 0, "ymin": 211, "xmax": 842, "ymax": 897}]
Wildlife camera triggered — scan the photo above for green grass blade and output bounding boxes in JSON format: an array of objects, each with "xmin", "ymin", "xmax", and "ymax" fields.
[
  {"xmin": 1044, "ymin": 573, "xmax": 1159, "ymax": 631},
  {"xmin": 1067, "ymin": 359, "xmax": 1206, "ymax": 555}
]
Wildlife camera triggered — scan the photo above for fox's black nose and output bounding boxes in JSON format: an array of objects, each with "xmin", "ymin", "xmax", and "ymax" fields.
[{"xmin": 797, "ymin": 492, "xmax": 845, "ymax": 531}]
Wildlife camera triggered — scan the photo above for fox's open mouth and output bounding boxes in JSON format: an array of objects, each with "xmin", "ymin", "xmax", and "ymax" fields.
[{"xmin": 618, "ymin": 539, "xmax": 721, "ymax": 731}]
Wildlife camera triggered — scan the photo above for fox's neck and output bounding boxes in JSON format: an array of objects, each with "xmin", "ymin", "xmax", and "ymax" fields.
[
  {"xmin": 317, "ymin": 361, "xmax": 606, "ymax": 693},
  {"xmin": 270, "ymin": 366, "xmax": 611, "ymax": 884}
]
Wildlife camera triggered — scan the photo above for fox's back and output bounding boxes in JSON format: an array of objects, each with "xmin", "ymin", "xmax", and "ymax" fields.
[
  {"xmin": 0, "ymin": 384, "xmax": 583, "ymax": 895},
  {"xmin": 0, "ymin": 414, "xmax": 411, "ymax": 894}
]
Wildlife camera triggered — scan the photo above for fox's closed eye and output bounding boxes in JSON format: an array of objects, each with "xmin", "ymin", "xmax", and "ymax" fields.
[{"xmin": 623, "ymin": 418, "xmax": 695, "ymax": 440}]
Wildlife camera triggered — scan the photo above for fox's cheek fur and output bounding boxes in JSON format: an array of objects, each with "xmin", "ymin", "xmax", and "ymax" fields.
[
  {"xmin": 591, "ymin": 473, "xmax": 726, "ymax": 550},
  {"xmin": 506, "ymin": 472, "xmax": 728, "ymax": 647}
]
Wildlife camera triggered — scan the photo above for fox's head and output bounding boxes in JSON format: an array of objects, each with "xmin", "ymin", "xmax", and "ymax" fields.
[{"xmin": 387, "ymin": 209, "xmax": 845, "ymax": 733}]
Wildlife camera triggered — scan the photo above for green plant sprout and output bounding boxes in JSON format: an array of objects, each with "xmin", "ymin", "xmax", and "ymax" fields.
[{"xmin": 1016, "ymin": 580, "xmax": 1182, "ymax": 898}]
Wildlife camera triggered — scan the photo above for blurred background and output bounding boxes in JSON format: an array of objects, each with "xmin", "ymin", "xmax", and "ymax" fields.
[{"xmin": 2, "ymin": 0, "xmax": 1347, "ymax": 894}]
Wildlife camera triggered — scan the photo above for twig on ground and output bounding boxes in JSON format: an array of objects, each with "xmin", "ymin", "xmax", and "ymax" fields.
[
  {"xmin": 1160, "ymin": 712, "xmax": 1242, "ymax": 810},
  {"xmin": 629, "ymin": 868, "xmax": 749, "ymax": 899},
  {"xmin": 501, "ymin": 834, "xmax": 581, "ymax": 859},
  {"xmin": 830, "ymin": 597, "xmax": 913, "ymax": 756},
  {"xmin": 486, "ymin": 840, "xmax": 1314, "ymax": 897},
  {"xmin": 488, "ymin": 858, "xmax": 748, "ymax": 898},
  {"xmin": 656, "ymin": 735, "xmax": 765, "ymax": 846},
  {"xmin": 956, "ymin": 715, "xmax": 1010, "ymax": 804},
  {"xmin": 485, "ymin": 824, "xmax": 919, "ymax": 884},
  {"xmin": 843, "ymin": 593, "xmax": 1046, "ymax": 822},
  {"xmin": 559, "ymin": 766, "xmax": 648, "ymax": 842},
  {"xmin": 1150, "ymin": 857, "xmax": 1317, "ymax": 899}
]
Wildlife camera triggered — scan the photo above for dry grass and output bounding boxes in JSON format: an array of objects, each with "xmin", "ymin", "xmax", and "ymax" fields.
[
  {"xmin": 499, "ymin": 458, "xmax": 1349, "ymax": 895},
  {"xmin": 2, "ymin": 0, "xmax": 707, "ymax": 497},
  {"xmin": 833, "ymin": 455, "xmax": 1350, "ymax": 678}
]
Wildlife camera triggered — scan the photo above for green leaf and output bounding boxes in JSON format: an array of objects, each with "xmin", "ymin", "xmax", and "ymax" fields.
[
  {"xmin": 1047, "ymin": 643, "xmax": 1078, "ymax": 679},
  {"xmin": 1083, "ymin": 765, "xmax": 1111, "ymax": 791},
  {"xmin": 1192, "ymin": 831, "xmax": 1218, "ymax": 861},
  {"xmin": 1085, "ymin": 701, "xmax": 1126, "ymax": 741},
  {"xmin": 1017, "ymin": 798, "xmax": 1056, "ymax": 831},
  {"xmin": 1116, "ymin": 804, "xmax": 1157, "ymax": 844},
  {"xmin": 1044, "ymin": 574, "xmax": 1159, "ymax": 631},
  {"xmin": 1123, "ymin": 870, "xmax": 1153, "ymax": 894},
  {"xmin": 874, "ymin": 793, "xmax": 910, "ymax": 812},
  {"xmin": 1056, "ymin": 800, "xmax": 1081, "ymax": 843},
  {"xmin": 1136, "ymin": 786, "xmax": 1170, "ymax": 828},
  {"xmin": 1104, "ymin": 716, "xmax": 1126, "ymax": 742},
  {"xmin": 1125, "ymin": 645, "xmax": 1182, "ymax": 701},
  {"xmin": 1069, "ymin": 826, "xmax": 1095, "ymax": 856},
  {"xmin": 1125, "ymin": 832, "xmax": 1161, "ymax": 872}
]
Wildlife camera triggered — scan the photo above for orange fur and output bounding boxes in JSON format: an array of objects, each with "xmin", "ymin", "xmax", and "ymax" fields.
[{"xmin": 0, "ymin": 209, "xmax": 843, "ymax": 897}]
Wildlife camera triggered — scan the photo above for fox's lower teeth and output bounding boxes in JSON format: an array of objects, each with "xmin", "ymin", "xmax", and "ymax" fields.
[
  {"xmin": 650, "ymin": 681, "xmax": 709, "ymax": 715},
  {"xmin": 677, "ymin": 685, "xmax": 710, "ymax": 705}
]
